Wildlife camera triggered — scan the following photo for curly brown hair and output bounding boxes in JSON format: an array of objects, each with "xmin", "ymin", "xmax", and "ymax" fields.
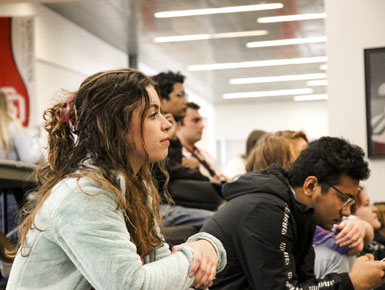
[{"xmin": 12, "ymin": 68, "xmax": 168, "ymax": 258}]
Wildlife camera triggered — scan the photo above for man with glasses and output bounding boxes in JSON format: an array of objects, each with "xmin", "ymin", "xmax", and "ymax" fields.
[
  {"xmin": 313, "ymin": 185, "xmax": 374, "ymax": 280},
  {"xmin": 202, "ymin": 136, "xmax": 385, "ymax": 290}
]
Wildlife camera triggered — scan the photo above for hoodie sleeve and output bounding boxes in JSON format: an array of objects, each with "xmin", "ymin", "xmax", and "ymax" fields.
[{"xmin": 232, "ymin": 198, "xmax": 354, "ymax": 290}]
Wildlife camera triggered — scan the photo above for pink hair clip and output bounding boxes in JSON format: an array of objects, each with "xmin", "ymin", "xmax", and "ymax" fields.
[{"xmin": 60, "ymin": 96, "xmax": 75, "ymax": 128}]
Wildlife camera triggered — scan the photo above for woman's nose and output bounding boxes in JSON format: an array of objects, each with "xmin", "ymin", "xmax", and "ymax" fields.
[{"xmin": 161, "ymin": 117, "xmax": 172, "ymax": 131}]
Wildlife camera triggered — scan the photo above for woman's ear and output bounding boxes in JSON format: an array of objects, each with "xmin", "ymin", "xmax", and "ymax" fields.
[{"xmin": 303, "ymin": 176, "xmax": 318, "ymax": 197}]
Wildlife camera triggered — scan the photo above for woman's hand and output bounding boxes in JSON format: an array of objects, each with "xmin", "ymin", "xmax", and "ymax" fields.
[{"xmin": 172, "ymin": 239, "xmax": 218, "ymax": 288}]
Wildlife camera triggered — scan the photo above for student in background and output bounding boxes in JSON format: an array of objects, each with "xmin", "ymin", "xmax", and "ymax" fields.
[
  {"xmin": 6, "ymin": 69, "xmax": 226, "ymax": 290},
  {"xmin": 178, "ymin": 102, "xmax": 225, "ymax": 182},
  {"xmin": 355, "ymin": 187, "xmax": 385, "ymax": 259},
  {"xmin": 0, "ymin": 90, "xmax": 44, "ymax": 164}
]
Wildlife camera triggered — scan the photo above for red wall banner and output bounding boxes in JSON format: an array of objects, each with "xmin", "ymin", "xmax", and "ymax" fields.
[{"xmin": 0, "ymin": 17, "xmax": 34, "ymax": 127}]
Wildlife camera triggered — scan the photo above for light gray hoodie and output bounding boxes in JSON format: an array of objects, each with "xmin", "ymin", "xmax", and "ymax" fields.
[{"xmin": 6, "ymin": 169, "xmax": 226, "ymax": 290}]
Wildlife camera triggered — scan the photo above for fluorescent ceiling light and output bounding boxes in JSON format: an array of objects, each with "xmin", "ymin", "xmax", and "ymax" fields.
[
  {"xmin": 294, "ymin": 94, "xmax": 328, "ymax": 101},
  {"xmin": 154, "ymin": 30, "xmax": 268, "ymax": 43},
  {"xmin": 319, "ymin": 64, "xmax": 328, "ymax": 71},
  {"xmin": 258, "ymin": 13, "xmax": 327, "ymax": 23},
  {"xmin": 223, "ymin": 88, "xmax": 313, "ymax": 99},
  {"xmin": 246, "ymin": 36, "xmax": 327, "ymax": 48},
  {"xmin": 306, "ymin": 79, "xmax": 328, "ymax": 86},
  {"xmin": 155, "ymin": 3, "xmax": 283, "ymax": 18},
  {"xmin": 188, "ymin": 56, "xmax": 327, "ymax": 71},
  {"xmin": 230, "ymin": 73, "xmax": 326, "ymax": 84}
]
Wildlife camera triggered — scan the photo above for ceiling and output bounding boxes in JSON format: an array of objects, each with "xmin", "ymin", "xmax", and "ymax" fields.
[{"xmin": 43, "ymin": 0, "xmax": 327, "ymax": 105}]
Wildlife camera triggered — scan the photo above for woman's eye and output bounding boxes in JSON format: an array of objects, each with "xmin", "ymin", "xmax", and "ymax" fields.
[{"xmin": 150, "ymin": 112, "xmax": 157, "ymax": 119}]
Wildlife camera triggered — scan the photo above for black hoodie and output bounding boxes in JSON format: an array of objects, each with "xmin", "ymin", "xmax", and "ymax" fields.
[{"xmin": 201, "ymin": 165, "xmax": 354, "ymax": 290}]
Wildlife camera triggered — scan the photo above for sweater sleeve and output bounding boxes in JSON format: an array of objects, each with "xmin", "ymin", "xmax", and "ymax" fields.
[
  {"xmin": 233, "ymin": 199, "xmax": 354, "ymax": 290},
  {"xmin": 186, "ymin": 232, "xmax": 227, "ymax": 273},
  {"xmin": 51, "ymin": 182, "xmax": 194, "ymax": 290}
]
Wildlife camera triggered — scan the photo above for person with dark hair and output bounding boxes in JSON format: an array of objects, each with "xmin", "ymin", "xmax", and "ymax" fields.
[
  {"xmin": 151, "ymin": 72, "xmax": 223, "ymax": 228},
  {"xmin": 223, "ymin": 129, "xmax": 267, "ymax": 181},
  {"xmin": 202, "ymin": 136, "xmax": 385, "ymax": 290},
  {"xmin": 6, "ymin": 69, "xmax": 226, "ymax": 290},
  {"xmin": 178, "ymin": 102, "xmax": 225, "ymax": 182},
  {"xmin": 151, "ymin": 71, "xmax": 187, "ymax": 120},
  {"xmin": 151, "ymin": 71, "xmax": 187, "ymax": 162}
]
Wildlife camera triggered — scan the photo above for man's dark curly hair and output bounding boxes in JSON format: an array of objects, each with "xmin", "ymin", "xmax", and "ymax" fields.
[
  {"xmin": 288, "ymin": 136, "xmax": 370, "ymax": 193},
  {"xmin": 151, "ymin": 71, "xmax": 185, "ymax": 101}
]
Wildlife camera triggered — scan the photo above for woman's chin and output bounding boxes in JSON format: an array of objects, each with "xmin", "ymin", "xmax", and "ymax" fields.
[{"xmin": 149, "ymin": 153, "xmax": 168, "ymax": 163}]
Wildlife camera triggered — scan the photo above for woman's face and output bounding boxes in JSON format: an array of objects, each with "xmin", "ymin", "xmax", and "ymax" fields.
[
  {"xmin": 355, "ymin": 189, "xmax": 382, "ymax": 230},
  {"xmin": 129, "ymin": 86, "xmax": 172, "ymax": 172}
]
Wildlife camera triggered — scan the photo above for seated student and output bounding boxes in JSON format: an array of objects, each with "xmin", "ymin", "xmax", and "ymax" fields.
[
  {"xmin": 355, "ymin": 187, "xmax": 385, "ymax": 259},
  {"xmin": 178, "ymin": 102, "xmax": 225, "ymax": 182},
  {"xmin": 6, "ymin": 69, "xmax": 226, "ymax": 290},
  {"xmin": 0, "ymin": 90, "xmax": 44, "ymax": 163},
  {"xmin": 202, "ymin": 136, "xmax": 385, "ymax": 290},
  {"xmin": 246, "ymin": 132, "xmax": 373, "ymax": 280}
]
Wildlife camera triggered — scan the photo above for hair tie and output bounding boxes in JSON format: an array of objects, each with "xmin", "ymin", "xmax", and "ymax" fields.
[{"xmin": 60, "ymin": 96, "xmax": 75, "ymax": 129}]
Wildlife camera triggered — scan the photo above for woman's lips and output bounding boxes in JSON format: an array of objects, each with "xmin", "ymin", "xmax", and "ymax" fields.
[{"xmin": 160, "ymin": 138, "xmax": 170, "ymax": 145}]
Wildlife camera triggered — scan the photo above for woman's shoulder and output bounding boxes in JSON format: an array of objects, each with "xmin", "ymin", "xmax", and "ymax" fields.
[{"xmin": 44, "ymin": 176, "xmax": 120, "ymax": 218}]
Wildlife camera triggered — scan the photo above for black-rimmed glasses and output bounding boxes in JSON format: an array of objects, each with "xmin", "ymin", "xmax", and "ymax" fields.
[{"xmin": 326, "ymin": 183, "xmax": 356, "ymax": 209}]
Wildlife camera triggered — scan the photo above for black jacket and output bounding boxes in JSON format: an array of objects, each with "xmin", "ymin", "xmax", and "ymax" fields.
[
  {"xmin": 201, "ymin": 165, "xmax": 354, "ymax": 290},
  {"xmin": 154, "ymin": 138, "xmax": 223, "ymax": 210}
]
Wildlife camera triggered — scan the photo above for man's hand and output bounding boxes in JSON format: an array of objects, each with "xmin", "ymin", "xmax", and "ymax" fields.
[
  {"xmin": 163, "ymin": 112, "xmax": 178, "ymax": 140},
  {"xmin": 335, "ymin": 218, "xmax": 373, "ymax": 253},
  {"xmin": 172, "ymin": 239, "xmax": 218, "ymax": 289},
  {"xmin": 349, "ymin": 254, "xmax": 385, "ymax": 290},
  {"xmin": 182, "ymin": 157, "xmax": 200, "ymax": 169}
]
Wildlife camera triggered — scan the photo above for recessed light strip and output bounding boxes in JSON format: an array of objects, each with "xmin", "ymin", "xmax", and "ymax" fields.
[
  {"xmin": 230, "ymin": 73, "xmax": 327, "ymax": 84},
  {"xmin": 154, "ymin": 30, "xmax": 268, "ymax": 43},
  {"xmin": 319, "ymin": 64, "xmax": 328, "ymax": 71},
  {"xmin": 258, "ymin": 13, "xmax": 327, "ymax": 23},
  {"xmin": 155, "ymin": 3, "xmax": 283, "ymax": 18},
  {"xmin": 188, "ymin": 56, "xmax": 327, "ymax": 71},
  {"xmin": 294, "ymin": 94, "xmax": 328, "ymax": 101},
  {"xmin": 223, "ymin": 88, "xmax": 313, "ymax": 99},
  {"xmin": 306, "ymin": 80, "xmax": 328, "ymax": 86},
  {"xmin": 246, "ymin": 36, "xmax": 327, "ymax": 48}
]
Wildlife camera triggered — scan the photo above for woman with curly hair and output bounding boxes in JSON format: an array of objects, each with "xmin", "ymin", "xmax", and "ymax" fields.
[{"xmin": 6, "ymin": 69, "xmax": 226, "ymax": 290}]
